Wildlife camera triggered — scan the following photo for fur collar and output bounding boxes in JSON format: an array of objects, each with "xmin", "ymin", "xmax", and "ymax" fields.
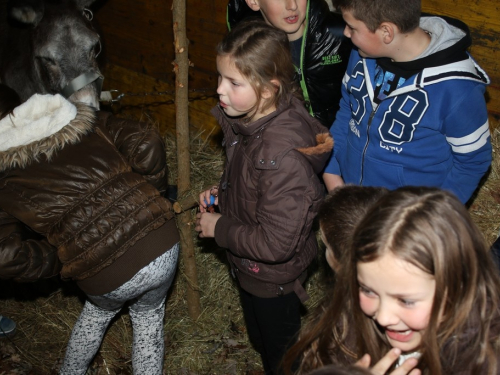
[
  {"xmin": 296, "ymin": 132, "xmax": 334, "ymax": 156},
  {"xmin": 0, "ymin": 94, "xmax": 95, "ymax": 172}
]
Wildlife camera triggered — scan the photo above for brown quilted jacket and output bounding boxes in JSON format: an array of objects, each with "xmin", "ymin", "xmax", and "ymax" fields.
[{"xmin": 0, "ymin": 94, "xmax": 178, "ymax": 287}]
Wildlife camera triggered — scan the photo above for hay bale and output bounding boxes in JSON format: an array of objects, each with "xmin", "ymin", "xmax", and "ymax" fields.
[{"xmin": 469, "ymin": 122, "xmax": 500, "ymax": 244}]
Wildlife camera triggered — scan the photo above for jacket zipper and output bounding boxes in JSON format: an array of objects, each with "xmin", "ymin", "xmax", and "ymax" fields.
[
  {"xmin": 359, "ymin": 104, "xmax": 378, "ymax": 185},
  {"xmin": 221, "ymin": 138, "xmax": 239, "ymax": 193}
]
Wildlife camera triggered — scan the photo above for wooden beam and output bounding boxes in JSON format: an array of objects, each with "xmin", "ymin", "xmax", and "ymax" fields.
[{"xmin": 173, "ymin": 0, "xmax": 201, "ymax": 320}]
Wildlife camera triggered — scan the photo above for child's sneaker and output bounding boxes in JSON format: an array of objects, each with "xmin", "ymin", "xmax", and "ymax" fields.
[{"xmin": 0, "ymin": 315, "xmax": 16, "ymax": 338}]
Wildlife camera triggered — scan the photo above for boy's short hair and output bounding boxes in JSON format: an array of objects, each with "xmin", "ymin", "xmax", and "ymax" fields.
[{"xmin": 332, "ymin": 0, "xmax": 421, "ymax": 33}]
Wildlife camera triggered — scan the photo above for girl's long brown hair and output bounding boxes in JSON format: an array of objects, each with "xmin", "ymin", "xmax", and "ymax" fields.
[
  {"xmin": 283, "ymin": 186, "xmax": 500, "ymax": 375},
  {"xmin": 351, "ymin": 187, "xmax": 500, "ymax": 374}
]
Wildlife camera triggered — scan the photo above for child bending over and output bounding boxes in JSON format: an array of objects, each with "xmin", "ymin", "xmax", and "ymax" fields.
[
  {"xmin": 0, "ymin": 84, "xmax": 179, "ymax": 375},
  {"xmin": 285, "ymin": 185, "xmax": 419, "ymax": 375}
]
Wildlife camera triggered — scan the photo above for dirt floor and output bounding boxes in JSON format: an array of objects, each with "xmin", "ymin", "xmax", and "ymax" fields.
[{"xmin": 0, "ymin": 246, "xmax": 327, "ymax": 375}]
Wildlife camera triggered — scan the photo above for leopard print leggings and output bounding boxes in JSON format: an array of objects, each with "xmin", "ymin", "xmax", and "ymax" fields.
[{"xmin": 59, "ymin": 243, "xmax": 179, "ymax": 375}]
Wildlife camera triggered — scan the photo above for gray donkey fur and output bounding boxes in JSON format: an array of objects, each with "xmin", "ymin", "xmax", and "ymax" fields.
[{"xmin": 0, "ymin": 0, "xmax": 102, "ymax": 109}]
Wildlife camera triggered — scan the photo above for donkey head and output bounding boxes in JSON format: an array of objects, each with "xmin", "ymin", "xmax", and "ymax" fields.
[{"xmin": 1, "ymin": 0, "xmax": 102, "ymax": 109}]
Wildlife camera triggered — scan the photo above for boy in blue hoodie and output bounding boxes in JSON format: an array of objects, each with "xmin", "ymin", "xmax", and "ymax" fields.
[{"xmin": 322, "ymin": 0, "xmax": 491, "ymax": 204}]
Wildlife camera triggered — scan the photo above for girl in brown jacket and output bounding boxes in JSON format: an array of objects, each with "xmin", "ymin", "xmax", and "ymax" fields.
[{"xmin": 195, "ymin": 20, "xmax": 333, "ymax": 374}]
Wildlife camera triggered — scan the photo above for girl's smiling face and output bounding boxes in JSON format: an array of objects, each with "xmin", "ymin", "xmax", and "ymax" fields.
[{"xmin": 357, "ymin": 252, "xmax": 436, "ymax": 353}]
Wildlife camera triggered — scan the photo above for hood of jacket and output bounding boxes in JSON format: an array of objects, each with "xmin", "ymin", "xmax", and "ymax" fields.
[
  {"xmin": 374, "ymin": 15, "xmax": 490, "ymax": 90},
  {"xmin": 0, "ymin": 93, "xmax": 95, "ymax": 172},
  {"xmin": 212, "ymin": 95, "xmax": 333, "ymax": 175}
]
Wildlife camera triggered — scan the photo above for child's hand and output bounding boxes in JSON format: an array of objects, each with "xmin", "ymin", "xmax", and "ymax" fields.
[
  {"xmin": 195, "ymin": 212, "xmax": 221, "ymax": 238},
  {"xmin": 356, "ymin": 349, "xmax": 420, "ymax": 375},
  {"xmin": 199, "ymin": 186, "xmax": 219, "ymax": 213}
]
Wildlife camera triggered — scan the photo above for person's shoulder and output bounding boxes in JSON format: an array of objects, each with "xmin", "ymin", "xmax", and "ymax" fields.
[
  {"xmin": 420, "ymin": 58, "xmax": 489, "ymax": 98},
  {"xmin": 265, "ymin": 98, "xmax": 330, "ymax": 148},
  {"xmin": 276, "ymin": 97, "xmax": 323, "ymax": 129},
  {"xmin": 308, "ymin": 0, "xmax": 346, "ymax": 35}
]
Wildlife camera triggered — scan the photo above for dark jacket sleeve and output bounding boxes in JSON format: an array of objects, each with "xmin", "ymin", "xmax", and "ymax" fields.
[
  {"xmin": 98, "ymin": 111, "xmax": 169, "ymax": 193},
  {"xmin": 0, "ymin": 210, "xmax": 61, "ymax": 282},
  {"xmin": 303, "ymin": 0, "xmax": 352, "ymax": 126}
]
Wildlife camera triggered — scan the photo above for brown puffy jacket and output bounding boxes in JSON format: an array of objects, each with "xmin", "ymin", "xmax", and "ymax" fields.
[
  {"xmin": 212, "ymin": 96, "xmax": 333, "ymax": 302},
  {"xmin": 0, "ymin": 94, "xmax": 178, "ymax": 289}
]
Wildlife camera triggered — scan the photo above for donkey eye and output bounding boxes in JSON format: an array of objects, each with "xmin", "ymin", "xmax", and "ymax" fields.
[
  {"xmin": 91, "ymin": 39, "xmax": 102, "ymax": 59},
  {"xmin": 38, "ymin": 56, "xmax": 57, "ymax": 66}
]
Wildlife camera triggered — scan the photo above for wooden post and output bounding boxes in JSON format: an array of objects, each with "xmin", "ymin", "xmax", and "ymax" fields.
[{"xmin": 172, "ymin": 0, "xmax": 201, "ymax": 319}]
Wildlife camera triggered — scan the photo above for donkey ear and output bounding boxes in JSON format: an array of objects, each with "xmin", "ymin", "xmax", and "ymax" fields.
[{"xmin": 8, "ymin": 0, "xmax": 44, "ymax": 26}]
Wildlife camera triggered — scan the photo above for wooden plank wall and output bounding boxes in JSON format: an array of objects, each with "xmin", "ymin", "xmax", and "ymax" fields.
[
  {"xmin": 94, "ymin": 0, "xmax": 500, "ymax": 139},
  {"xmin": 422, "ymin": 0, "xmax": 500, "ymax": 121},
  {"xmin": 94, "ymin": 0, "xmax": 225, "ymax": 139}
]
